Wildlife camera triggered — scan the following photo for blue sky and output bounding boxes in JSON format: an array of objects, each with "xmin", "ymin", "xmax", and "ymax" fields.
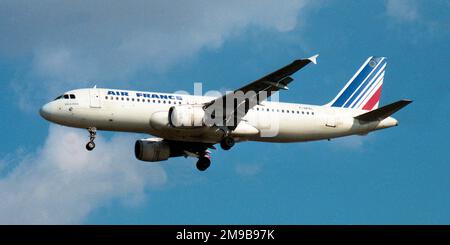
[{"xmin": 0, "ymin": 0, "xmax": 449, "ymax": 224}]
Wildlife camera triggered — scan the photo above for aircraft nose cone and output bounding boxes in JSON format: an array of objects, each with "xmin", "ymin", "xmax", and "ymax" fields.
[{"xmin": 39, "ymin": 103, "xmax": 52, "ymax": 120}]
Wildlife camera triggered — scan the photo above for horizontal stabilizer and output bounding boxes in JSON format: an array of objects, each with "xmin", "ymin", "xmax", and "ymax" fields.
[{"xmin": 354, "ymin": 99, "xmax": 412, "ymax": 121}]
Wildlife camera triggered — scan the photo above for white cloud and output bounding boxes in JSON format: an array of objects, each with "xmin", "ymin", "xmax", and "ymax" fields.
[
  {"xmin": 0, "ymin": 125, "xmax": 166, "ymax": 224},
  {"xmin": 0, "ymin": 0, "xmax": 310, "ymax": 110},
  {"xmin": 385, "ymin": 0, "xmax": 419, "ymax": 22}
]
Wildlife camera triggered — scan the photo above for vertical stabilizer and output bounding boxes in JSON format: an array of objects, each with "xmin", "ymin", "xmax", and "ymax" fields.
[{"xmin": 327, "ymin": 56, "xmax": 387, "ymax": 110}]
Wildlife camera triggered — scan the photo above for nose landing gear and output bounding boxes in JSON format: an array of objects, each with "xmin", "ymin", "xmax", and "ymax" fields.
[{"xmin": 85, "ymin": 127, "xmax": 97, "ymax": 151}]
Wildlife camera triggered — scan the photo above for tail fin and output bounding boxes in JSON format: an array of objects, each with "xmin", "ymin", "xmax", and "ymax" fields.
[{"xmin": 327, "ymin": 56, "xmax": 387, "ymax": 110}]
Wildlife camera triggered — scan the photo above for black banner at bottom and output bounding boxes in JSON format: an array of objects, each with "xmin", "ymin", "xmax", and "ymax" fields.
[{"xmin": 0, "ymin": 225, "xmax": 448, "ymax": 242}]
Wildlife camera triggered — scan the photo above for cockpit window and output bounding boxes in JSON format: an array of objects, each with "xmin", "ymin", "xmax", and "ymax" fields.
[{"xmin": 54, "ymin": 94, "xmax": 75, "ymax": 100}]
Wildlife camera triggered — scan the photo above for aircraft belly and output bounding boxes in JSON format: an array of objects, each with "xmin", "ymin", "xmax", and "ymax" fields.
[{"xmin": 147, "ymin": 127, "xmax": 223, "ymax": 144}]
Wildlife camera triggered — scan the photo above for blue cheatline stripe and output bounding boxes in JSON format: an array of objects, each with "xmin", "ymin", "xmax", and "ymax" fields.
[
  {"xmin": 344, "ymin": 59, "xmax": 386, "ymax": 108},
  {"xmin": 350, "ymin": 64, "xmax": 386, "ymax": 108},
  {"xmin": 331, "ymin": 60, "xmax": 375, "ymax": 107}
]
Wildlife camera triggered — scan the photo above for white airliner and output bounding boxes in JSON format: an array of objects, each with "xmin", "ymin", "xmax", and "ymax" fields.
[{"xmin": 40, "ymin": 55, "xmax": 411, "ymax": 171}]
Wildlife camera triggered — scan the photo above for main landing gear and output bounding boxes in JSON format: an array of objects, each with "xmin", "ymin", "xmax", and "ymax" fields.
[
  {"xmin": 85, "ymin": 127, "xmax": 96, "ymax": 151},
  {"xmin": 220, "ymin": 136, "xmax": 235, "ymax": 150},
  {"xmin": 196, "ymin": 156, "xmax": 211, "ymax": 171},
  {"xmin": 196, "ymin": 151, "xmax": 211, "ymax": 171},
  {"xmin": 194, "ymin": 136, "xmax": 234, "ymax": 171},
  {"xmin": 195, "ymin": 136, "xmax": 234, "ymax": 171}
]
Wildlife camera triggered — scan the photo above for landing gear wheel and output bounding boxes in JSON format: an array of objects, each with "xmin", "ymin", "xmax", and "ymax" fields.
[
  {"xmin": 196, "ymin": 157, "xmax": 211, "ymax": 171},
  {"xmin": 220, "ymin": 136, "xmax": 235, "ymax": 150},
  {"xmin": 86, "ymin": 127, "xmax": 97, "ymax": 151},
  {"xmin": 86, "ymin": 141, "xmax": 95, "ymax": 151}
]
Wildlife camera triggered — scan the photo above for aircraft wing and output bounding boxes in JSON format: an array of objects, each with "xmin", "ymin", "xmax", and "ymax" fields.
[{"xmin": 204, "ymin": 54, "xmax": 318, "ymax": 130}]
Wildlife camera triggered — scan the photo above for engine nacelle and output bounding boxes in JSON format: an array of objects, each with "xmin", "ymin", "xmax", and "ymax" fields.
[
  {"xmin": 168, "ymin": 105, "xmax": 206, "ymax": 128},
  {"xmin": 134, "ymin": 138, "xmax": 171, "ymax": 162}
]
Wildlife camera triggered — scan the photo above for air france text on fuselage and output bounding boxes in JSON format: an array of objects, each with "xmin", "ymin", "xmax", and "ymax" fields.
[{"xmin": 107, "ymin": 90, "xmax": 183, "ymax": 100}]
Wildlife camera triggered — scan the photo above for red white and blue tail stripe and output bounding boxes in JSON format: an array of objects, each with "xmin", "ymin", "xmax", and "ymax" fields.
[{"xmin": 328, "ymin": 56, "xmax": 386, "ymax": 111}]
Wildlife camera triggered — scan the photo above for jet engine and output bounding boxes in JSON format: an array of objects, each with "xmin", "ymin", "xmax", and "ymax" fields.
[
  {"xmin": 134, "ymin": 138, "xmax": 171, "ymax": 162},
  {"xmin": 168, "ymin": 105, "xmax": 206, "ymax": 128}
]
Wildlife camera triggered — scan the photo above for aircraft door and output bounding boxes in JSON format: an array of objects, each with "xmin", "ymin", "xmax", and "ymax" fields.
[
  {"xmin": 89, "ymin": 88, "xmax": 101, "ymax": 108},
  {"xmin": 325, "ymin": 112, "xmax": 337, "ymax": 128}
]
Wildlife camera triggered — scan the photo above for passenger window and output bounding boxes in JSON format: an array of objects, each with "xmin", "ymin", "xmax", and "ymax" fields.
[
  {"xmin": 148, "ymin": 99, "xmax": 151, "ymax": 103},
  {"xmin": 121, "ymin": 97, "xmax": 124, "ymax": 100},
  {"xmin": 116, "ymin": 97, "xmax": 119, "ymax": 100},
  {"xmin": 105, "ymin": 96, "xmax": 108, "ymax": 100},
  {"xmin": 137, "ymin": 99, "xmax": 140, "ymax": 102}
]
